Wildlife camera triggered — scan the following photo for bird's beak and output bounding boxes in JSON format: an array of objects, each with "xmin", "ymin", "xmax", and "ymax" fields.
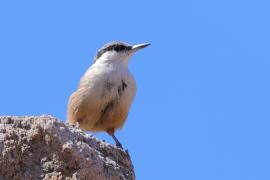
[{"xmin": 131, "ymin": 43, "xmax": 150, "ymax": 52}]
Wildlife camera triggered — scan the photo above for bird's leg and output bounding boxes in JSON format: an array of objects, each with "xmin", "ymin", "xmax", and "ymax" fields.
[
  {"xmin": 106, "ymin": 128, "xmax": 123, "ymax": 149},
  {"xmin": 112, "ymin": 134, "xmax": 123, "ymax": 149}
]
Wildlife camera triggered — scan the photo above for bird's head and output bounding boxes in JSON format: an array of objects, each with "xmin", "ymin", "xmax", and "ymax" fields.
[{"xmin": 93, "ymin": 41, "xmax": 150, "ymax": 65}]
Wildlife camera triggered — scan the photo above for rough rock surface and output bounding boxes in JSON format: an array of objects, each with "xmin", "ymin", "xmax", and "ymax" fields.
[{"xmin": 0, "ymin": 115, "xmax": 135, "ymax": 180}]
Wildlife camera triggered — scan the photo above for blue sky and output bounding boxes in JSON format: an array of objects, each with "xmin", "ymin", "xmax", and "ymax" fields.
[{"xmin": 0, "ymin": 1, "xmax": 270, "ymax": 179}]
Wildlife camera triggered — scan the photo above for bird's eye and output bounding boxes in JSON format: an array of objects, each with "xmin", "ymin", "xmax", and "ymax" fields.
[{"xmin": 114, "ymin": 45, "xmax": 126, "ymax": 52}]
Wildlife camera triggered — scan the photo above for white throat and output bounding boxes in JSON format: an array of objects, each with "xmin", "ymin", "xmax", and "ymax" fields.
[{"xmin": 95, "ymin": 51, "xmax": 133, "ymax": 67}]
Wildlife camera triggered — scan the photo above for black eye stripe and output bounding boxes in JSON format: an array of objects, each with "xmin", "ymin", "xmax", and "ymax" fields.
[
  {"xmin": 114, "ymin": 45, "xmax": 131, "ymax": 52},
  {"xmin": 103, "ymin": 44, "xmax": 130, "ymax": 52}
]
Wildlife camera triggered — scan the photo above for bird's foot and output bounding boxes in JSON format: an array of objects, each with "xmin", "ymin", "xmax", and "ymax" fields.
[{"xmin": 116, "ymin": 142, "xmax": 123, "ymax": 149}]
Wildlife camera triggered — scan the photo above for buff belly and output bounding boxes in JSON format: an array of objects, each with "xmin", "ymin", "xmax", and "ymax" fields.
[{"xmin": 68, "ymin": 74, "xmax": 136, "ymax": 132}]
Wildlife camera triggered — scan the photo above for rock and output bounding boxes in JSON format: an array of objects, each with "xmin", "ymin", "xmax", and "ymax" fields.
[{"xmin": 0, "ymin": 115, "xmax": 135, "ymax": 180}]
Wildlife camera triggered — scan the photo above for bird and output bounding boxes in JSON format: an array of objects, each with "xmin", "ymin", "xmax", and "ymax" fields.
[{"xmin": 67, "ymin": 41, "xmax": 150, "ymax": 149}]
